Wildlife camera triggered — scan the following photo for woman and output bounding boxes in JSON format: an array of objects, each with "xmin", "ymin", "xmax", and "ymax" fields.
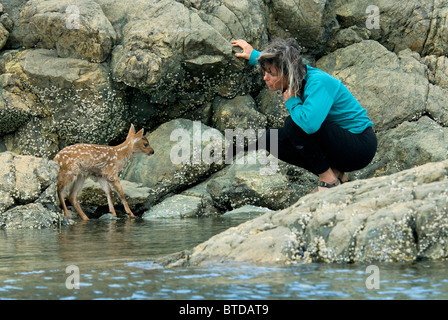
[{"xmin": 232, "ymin": 38, "xmax": 377, "ymax": 191}]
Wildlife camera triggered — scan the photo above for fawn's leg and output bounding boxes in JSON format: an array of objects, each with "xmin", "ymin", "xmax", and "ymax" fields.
[
  {"xmin": 98, "ymin": 177, "xmax": 117, "ymax": 217},
  {"xmin": 68, "ymin": 176, "xmax": 89, "ymax": 221},
  {"xmin": 56, "ymin": 172, "xmax": 74, "ymax": 219},
  {"xmin": 109, "ymin": 177, "xmax": 135, "ymax": 218},
  {"xmin": 57, "ymin": 186, "xmax": 71, "ymax": 219}
]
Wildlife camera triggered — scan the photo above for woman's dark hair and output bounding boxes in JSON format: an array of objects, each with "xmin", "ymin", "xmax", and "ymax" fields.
[{"xmin": 258, "ymin": 38, "xmax": 307, "ymax": 97}]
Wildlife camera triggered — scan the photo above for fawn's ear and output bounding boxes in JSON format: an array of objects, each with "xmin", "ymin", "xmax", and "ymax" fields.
[
  {"xmin": 136, "ymin": 128, "xmax": 144, "ymax": 137},
  {"xmin": 127, "ymin": 124, "xmax": 136, "ymax": 138}
]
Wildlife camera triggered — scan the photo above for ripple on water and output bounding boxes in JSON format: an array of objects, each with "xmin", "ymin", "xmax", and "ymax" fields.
[{"xmin": 2, "ymin": 220, "xmax": 448, "ymax": 300}]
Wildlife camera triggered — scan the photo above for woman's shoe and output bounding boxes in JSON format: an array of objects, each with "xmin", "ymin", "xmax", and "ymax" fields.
[
  {"xmin": 313, "ymin": 179, "xmax": 341, "ymax": 192},
  {"xmin": 317, "ymin": 180, "xmax": 341, "ymax": 189}
]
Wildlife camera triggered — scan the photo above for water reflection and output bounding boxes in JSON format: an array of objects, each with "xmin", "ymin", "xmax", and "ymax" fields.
[{"xmin": 1, "ymin": 217, "xmax": 448, "ymax": 300}]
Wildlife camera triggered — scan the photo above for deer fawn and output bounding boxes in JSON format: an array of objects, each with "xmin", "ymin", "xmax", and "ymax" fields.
[{"xmin": 54, "ymin": 124, "xmax": 154, "ymax": 221}]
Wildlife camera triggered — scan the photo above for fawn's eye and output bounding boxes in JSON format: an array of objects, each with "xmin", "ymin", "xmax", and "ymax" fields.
[{"xmin": 144, "ymin": 143, "xmax": 149, "ymax": 148}]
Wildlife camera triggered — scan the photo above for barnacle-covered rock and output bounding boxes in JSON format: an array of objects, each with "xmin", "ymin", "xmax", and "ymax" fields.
[
  {"xmin": 110, "ymin": 0, "xmax": 269, "ymax": 106},
  {"xmin": 0, "ymin": 49, "xmax": 127, "ymax": 158},
  {"xmin": 212, "ymin": 95, "xmax": 267, "ymax": 133},
  {"xmin": 159, "ymin": 159, "xmax": 448, "ymax": 266},
  {"xmin": 16, "ymin": 0, "xmax": 116, "ymax": 62},
  {"xmin": 0, "ymin": 151, "xmax": 60, "ymax": 229},
  {"xmin": 0, "ymin": 22, "xmax": 7, "ymax": 51}
]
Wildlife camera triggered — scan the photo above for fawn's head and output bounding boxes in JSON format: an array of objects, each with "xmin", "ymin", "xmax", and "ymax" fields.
[{"xmin": 127, "ymin": 124, "xmax": 154, "ymax": 156}]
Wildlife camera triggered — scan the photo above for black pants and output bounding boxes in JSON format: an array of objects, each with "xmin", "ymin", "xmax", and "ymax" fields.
[{"xmin": 260, "ymin": 116, "xmax": 377, "ymax": 175}]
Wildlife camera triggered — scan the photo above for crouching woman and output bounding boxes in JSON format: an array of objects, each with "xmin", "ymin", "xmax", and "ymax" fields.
[{"xmin": 232, "ymin": 38, "xmax": 377, "ymax": 191}]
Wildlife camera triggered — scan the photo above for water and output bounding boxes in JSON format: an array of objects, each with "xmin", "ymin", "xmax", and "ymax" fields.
[{"xmin": 1, "ymin": 216, "xmax": 448, "ymax": 300}]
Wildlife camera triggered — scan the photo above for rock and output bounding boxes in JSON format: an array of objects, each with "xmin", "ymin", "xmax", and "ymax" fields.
[
  {"xmin": 0, "ymin": 203, "xmax": 61, "ymax": 229},
  {"xmin": 255, "ymin": 89, "xmax": 290, "ymax": 129},
  {"xmin": 212, "ymin": 95, "xmax": 267, "ymax": 133},
  {"xmin": 424, "ymin": 55, "xmax": 448, "ymax": 88},
  {"xmin": 267, "ymin": 0, "xmax": 337, "ymax": 55},
  {"xmin": 333, "ymin": 0, "xmax": 448, "ymax": 56},
  {"xmin": 0, "ymin": 13, "xmax": 14, "ymax": 33},
  {"xmin": 148, "ymin": 149, "xmax": 316, "ymax": 217},
  {"xmin": 98, "ymin": 213, "xmax": 118, "ymax": 221},
  {"xmin": 424, "ymin": 55, "xmax": 448, "ymax": 126},
  {"xmin": 142, "ymin": 194, "xmax": 203, "ymax": 220},
  {"xmin": 0, "ymin": 151, "xmax": 61, "ymax": 229},
  {"xmin": 327, "ymin": 26, "xmax": 370, "ymax": 52},
  {"xmin": 110, "ymin": 0, "xmax": 268, "ymax": 105},
  {"xmin": 121, "ymin": 119, "xmax": 226, "ymax": 205},
  {"xmin": 0, "ymin": 50, "xmax": 36, "ymax": 137},
  {"xmin": 179, "ymin": 180, "xmax": 220, "ymax": 217},
  {"xmin": 159, "ymin": 159, "xmax": 448, "ymax": 266},
  {"xmin": 0, "ymin": 21, "xmax": 8, "ymax": 50},
  {"xmin": 207, "ymin": 161, "xmax": 292, "ymax": 211},
  {"xmin": 355, "ymin": 117, "xmax": 448, "ymax": 179},
  {"xmin": 0, "ymin": 152, "xmax": 15, "ymax": 213},
  {"xmin": 221, "ymin": 205, "xmax": 272, "ymax": 220},
  {"xmin": 427, "ymin": 85, "xmax": 448, "ymax": 126},
  {"xmin": 77, "ymin": 178, "xmax": 152, "ymax": 209},
  {"xmin": 204, "ymin": 150, "xmax": 315, "ymax": 211},
  {"xmin": 17, "ymin": 0, "xmax": 116, "ymax": 62},
  {"xmin": 316, "ymin": 40, "xmax": 428, "ymax": 132},
  {"xmin": 0, "ymin": 49, "xmax": 127, "ymax": 158}
]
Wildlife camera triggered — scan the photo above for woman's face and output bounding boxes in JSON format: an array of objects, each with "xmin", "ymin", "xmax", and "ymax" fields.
[{"xmin": 263, "ymin": 64, "xmax": 288, "ymax": 91}]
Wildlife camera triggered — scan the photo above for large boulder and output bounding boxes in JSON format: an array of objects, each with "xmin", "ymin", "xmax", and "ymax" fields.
[
  {"xmin": 0, "ymin": 151, "xmax": 61, "ymax": 229},
  {"xmin": 332, "ymin": 0, "xmax": 448, "ymax": 56},
  {"xmin": 16, "ymin": 0, "xmax": 116, "ymax": 62},
  {"xmin": 110, "ymin": 0, "xmax": 268, "ymax": 105},
  {"xmin": 204, "ymin": 151, "xmax": 313, "ymax": 212},
  {"xmin": 0, "ymin": 48, "xmax": 127, "ymax": 158},
  {"xmin": 316, "ymin": 40, "xmax": 428, "ymax": 132},
  {"xmin": 77, "ymin": 178, "xmax": 152, "ymax": 215},
  {"xmin": 355, "ymin": 116, "xmax": 448, "ymax": 179},
  {"xmin": 267, "ymin": 0, "xmax": 337, "ymax": 55},
  {"xmin": 160, "ymin": 159, "xmax": 448, "ymax": 266},
  {"xmin": 0, "ymin": 50, "xmax": 38, "ymax": 137}
]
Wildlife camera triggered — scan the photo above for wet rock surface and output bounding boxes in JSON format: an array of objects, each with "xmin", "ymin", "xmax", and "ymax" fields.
[{"xmin": 159, "ymin": 160, "xmax": 448, "ymax": 266}]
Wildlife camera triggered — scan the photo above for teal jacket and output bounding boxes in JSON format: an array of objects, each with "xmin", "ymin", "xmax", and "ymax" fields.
[{"xmin": 249, "ymin": 50, "xmax": 373, "ymax": 134}]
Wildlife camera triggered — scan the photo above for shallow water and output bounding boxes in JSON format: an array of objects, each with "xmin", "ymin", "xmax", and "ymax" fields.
[{"xmin": 1, "ymin": 216, "xmax": 448, "ymax": 300}]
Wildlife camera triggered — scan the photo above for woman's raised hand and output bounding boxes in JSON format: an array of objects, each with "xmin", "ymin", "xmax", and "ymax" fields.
[{"xmin": 232, "ymin": 39, "xmax": 254, "ymax": 60}]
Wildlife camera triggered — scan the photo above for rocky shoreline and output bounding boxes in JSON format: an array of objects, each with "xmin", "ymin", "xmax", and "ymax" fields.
[
  {"xmin": 1, "ymin": 0, "xmax": 448, "ymax": 263},
  {"xmin": 159, "ymin": 159, "xmax": 448, "ymax": 266}
]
